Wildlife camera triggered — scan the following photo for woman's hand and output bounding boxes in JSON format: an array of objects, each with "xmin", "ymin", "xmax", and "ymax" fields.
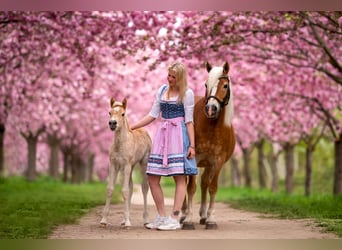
[{"xmin": 186, "ymin": 146, "xmax": 195, "ymax": 159}]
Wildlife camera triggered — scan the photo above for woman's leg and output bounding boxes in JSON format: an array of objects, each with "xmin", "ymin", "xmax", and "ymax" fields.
[
  {"xmin": 172, "ymin": 175, "xmax": 187, "ymax": 219},
  {"xmin": 148, "ymin": 174, "xmax": 166, "ymax": 217}
]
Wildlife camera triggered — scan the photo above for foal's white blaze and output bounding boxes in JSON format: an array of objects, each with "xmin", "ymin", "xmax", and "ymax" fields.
[
  {"xmin": 113, "ymin": 106, "xmax": 121, "ymax": 113},
  {"xmin": 206, "ymin": 66, "xmax": 234, "ymax": 127}
]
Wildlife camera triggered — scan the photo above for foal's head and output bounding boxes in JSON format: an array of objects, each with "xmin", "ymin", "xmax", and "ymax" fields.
[
  {"xmin": 108, "ymin": 97, "xmax": 127, "ymax": 131},
  {"xmin": 204, "ymin": 62, "xmax": 232, "ymax": 120}
]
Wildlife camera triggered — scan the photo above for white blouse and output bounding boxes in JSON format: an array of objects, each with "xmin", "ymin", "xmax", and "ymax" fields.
[{"xmin": 149, "ymin": 84, "xmax": 195, "ymax": 124}]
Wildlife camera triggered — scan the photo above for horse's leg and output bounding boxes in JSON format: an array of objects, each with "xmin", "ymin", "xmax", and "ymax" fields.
[
  {"xmin": 100, "ymin": 161, "xmax": 118, "ymax": 226},
  {"xmin": 121, "ymin": 164, "xmax": 133, "ymax": 227},
  {"xmin": 180, "ymin": 177, "xmax": 189, "ymax": 223},
  {"xmin": 199, "ymin": 168, "xmax": 210, "ymax": 225},
  {"xmin": 182, "ymin": 175, "xmax": 196, "ymax": 230},
  {"xmin": 140, "ymin": 159, "xmax": 149, "ymax": 225},
  {"xmin": 180, "ymin": 188, "xmax": 188, "ymax": 223},
  {"xmin": 205, "ymin": 166, "xmax": 222, "ymax": 229}
]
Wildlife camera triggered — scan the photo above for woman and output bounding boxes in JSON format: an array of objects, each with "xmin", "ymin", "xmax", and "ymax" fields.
[{"xmin": 130, "ymin": 62, "xmax": 197, "ymax": 231}]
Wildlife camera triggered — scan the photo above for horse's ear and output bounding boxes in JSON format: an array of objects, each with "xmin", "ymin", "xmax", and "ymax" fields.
[
  {"xmin": 223, "ymin": 62, "xmax": 230, "ymax": 74},
  {"xmin": 110, "ymin": 97, "xmax": 115, "ymax": 107},
  {"xmin": 206, "ymin": 62, "xmax": 212, "ymax": 72},
  {"xmin": 122, "ymin": 98, "xmax": 127, "ymax": 109}
]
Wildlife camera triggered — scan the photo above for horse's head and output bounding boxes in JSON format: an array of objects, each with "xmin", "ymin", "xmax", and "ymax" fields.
[
  {"xmin": 108, "ymin": 97, "xmax": 127, "ymax": 131},
  {"xmin": 204, "ymin": 61, "xmax": 232, "ymax": 120}
]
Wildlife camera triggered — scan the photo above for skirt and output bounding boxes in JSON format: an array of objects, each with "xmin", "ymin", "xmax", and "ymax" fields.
[{"xmin": 147, "ymin": 117, "xmax": 197, "ymax": 176}]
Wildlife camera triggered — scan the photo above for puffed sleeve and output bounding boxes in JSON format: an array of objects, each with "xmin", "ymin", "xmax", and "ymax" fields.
[
  {"xmin": 149, "ymin": 84, "xmax": 167, "ymax": 118},
  {"xmin": 184, "ymin": 88, "xmax": 195, "ymax": 124}
]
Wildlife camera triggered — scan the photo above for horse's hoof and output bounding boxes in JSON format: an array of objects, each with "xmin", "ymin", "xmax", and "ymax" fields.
[
  {"xmin": 100, "ymin": 222, "xmax": 107, "ymax": 227},
  {"xmin": 182, "ymin": 222, "xmax": 195, "ymax": 230},
  {"xmin": 205, "ymin": 222, "xmax": 218, "ymax": 230},
  {"xmin": 200, "ymin": 218, "xmax": 206, "ymax": 225},
  {"xmin": 180, "ymin": 216, "xmax": 186, "ymax": 224}
]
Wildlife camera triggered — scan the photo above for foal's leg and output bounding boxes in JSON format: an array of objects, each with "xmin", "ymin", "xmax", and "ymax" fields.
[
  {"xmin": 100, "ymin": 162, "xmax": 119, "ymax": 226},
  {"xmin": 121, "ymin": 164, "xmax": 133, "ymax": 227},
  {"xmin": 140, "ymin": 159, "xmax": 149, "ymax": 225}
]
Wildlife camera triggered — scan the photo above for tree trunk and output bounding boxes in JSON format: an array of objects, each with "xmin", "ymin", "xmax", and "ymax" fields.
[
  {"xmin": 62, "ymin": 150, "xmax": 69, "ymax": 182},
  {"xmin": 267, "ymin": 145, "xmax": 279, "ymax": 193},
  {"xmin": 85, "ymin": 153, "xmax": 95, "ymax": 182},
  {"xmin": 242, "ymin": 147, "xmax": 253, "ymax": 187},
  {"xmin": 256, "ymin": 139, "xmax": 267, "ymax": 189},
  {"xmin": 284, "ymin": 143, "xmax": 295, "ymax": 194},
  {"xmin": 71, "ymin": 153, "xmax": 85, "ymax": 184},
  {"xmin": 333, "ymin": 134, "xmax": 342, "ymax": 195},
  {"xmin": 71, "ymin": 153, "xmax": 80, "ymax": 184},
  {"xmin": 25, "ymin": 135, "xmax": 38, "ymax": 181},
  {"xmin": 47, "ymin": 134, "xmax": 60, "ymax": 179},
  {"xmin": 305, "ymin": 145, "xmax": 314, "ymax": 196},
  {"xmin": 230, "ymin": 155, "xmax": 241, "ymax": 187},
  {"xmin": 0, "ymin": 123, "xmax": 5, "ymax": 177}
]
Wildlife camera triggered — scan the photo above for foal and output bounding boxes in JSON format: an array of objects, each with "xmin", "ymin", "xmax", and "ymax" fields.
[{"xmin": 100, "ymin": 97, "xmax": 152, "ymax": 228}]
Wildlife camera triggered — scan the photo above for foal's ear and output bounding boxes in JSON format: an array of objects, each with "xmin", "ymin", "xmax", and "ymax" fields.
[
  {"xmin": 206, "ymin": 62, "xmax": 212, "ymax": 72},
  {"xmin": 110, "ymin": 97, "xmax": 115, "ymax": 107},
  {"xmin": 223, "ymin": 62, "xmax": 230, "ymax": 74},
  {"xmin": 122, "ymin": 98, "xmax": 127, "ymax": 109}
]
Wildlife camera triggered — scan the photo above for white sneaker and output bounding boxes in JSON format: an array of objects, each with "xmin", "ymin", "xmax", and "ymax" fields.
[
  {"xmin": 157, "ymin": 216, "xmax": 181, "ymax": 231},
  {"xmin": 145, "ymin": 215, "xmax": 167, "ymax": 229}
]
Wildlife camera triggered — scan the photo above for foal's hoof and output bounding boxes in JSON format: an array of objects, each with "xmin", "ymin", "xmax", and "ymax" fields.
[
  {"xmin": 182, "ymin": 222, "xmax": 195, "ymax": 230},
  {"xmin": 100, "ymin": 223, "xmax": 106, "ymax": 228},
  {"xmin": 205, "ymin": 222, "xmax": 218, "ymax": 230}
]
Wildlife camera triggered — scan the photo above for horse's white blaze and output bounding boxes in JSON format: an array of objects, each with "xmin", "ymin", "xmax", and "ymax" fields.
[{"xmin": 207, "ymin": 66, "xmax": 234, "ymax": 127}]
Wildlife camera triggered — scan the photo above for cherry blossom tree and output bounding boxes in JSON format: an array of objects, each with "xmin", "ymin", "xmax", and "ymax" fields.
[{"xmin": 0, "ymin": 11, "xmax": 341, "ymax": 195}]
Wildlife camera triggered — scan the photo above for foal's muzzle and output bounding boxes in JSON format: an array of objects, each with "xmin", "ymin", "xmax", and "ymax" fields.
[{"xmin": 109, "ymin": 120, "xmax": 117, "ymax": 131}]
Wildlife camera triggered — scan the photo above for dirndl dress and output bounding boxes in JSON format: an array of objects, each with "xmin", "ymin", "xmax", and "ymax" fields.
[{"xmin": 146, "ymin": 85, "xmax": 198, "ymax": 176}]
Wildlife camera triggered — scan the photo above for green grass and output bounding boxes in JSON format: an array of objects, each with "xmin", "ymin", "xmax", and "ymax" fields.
[
  {"xmin": 0, "ymin": 176, "xmax": 119, "ymax": 239},
  {"xmin": 1, "ymin": 174, "xmax": 341, "ymax": 239},
  {"xmin": 215, "ymin": 186, "xmax": 342, "ymax": 237}
]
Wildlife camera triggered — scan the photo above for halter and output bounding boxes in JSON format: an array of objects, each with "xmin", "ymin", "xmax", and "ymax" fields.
[{"xmin": 205, "ymin": 75, "xmax": 231, "ymax": 108}]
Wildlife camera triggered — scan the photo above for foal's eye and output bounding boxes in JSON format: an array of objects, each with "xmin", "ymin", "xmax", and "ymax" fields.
[{"xmin": 122, "ymin": 113, "xmax": 125, "ymax": 117}]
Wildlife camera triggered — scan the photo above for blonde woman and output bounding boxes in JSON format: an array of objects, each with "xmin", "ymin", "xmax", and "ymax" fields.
[{"xmin": 131, "ymin": 62, "xmax": 197, "ymax": 230}]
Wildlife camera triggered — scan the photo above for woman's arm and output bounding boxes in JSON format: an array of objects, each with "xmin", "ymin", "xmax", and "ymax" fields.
[{"xmin": 130, "ymin": 115, "xmax": 155, "ymax": 130}]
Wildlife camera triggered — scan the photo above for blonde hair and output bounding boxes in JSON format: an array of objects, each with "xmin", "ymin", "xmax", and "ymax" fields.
[{"xmin": 168, "ymin": 62, "xmax": 188, "ymax": 103}]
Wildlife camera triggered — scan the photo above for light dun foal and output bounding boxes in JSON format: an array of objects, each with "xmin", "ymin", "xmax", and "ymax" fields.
[{"xmin": 100, "ymin": 97, "xmax": 152, "ymax": 228}]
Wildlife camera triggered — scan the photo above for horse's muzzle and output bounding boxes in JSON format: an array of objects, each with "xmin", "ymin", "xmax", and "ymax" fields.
[
  {"xmin": 109, "ymin": 120, "xmax": 117, "ymax": 131},
  {"xmin": 205, "ymin": 104, "xmax": 219, "ymax": 119}
]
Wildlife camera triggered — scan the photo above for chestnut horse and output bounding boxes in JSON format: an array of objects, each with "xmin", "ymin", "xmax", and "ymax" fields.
[
  {"xmin": 182, "ymin": 62, "xmax": 236, "ymax": 229},
  {"xmin": 100, "ymin": 98, "xmax": 152, "ymax": 228}
]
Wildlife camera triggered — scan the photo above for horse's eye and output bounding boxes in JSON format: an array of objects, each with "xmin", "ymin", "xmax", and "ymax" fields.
[
  {"xmin": 109, "ymin": 112, "xmax": 111, "ymax": 116},
  {"xmin": 223, "ymin": 84, "xmax": 228, "ymax": 89},
  {"xmin": 205, "ymin": 83, "xmax": 207, "ymax": 88},
  {"xmin": 122, "ymin": 113, "xmax": 125, "ymax": 117}
]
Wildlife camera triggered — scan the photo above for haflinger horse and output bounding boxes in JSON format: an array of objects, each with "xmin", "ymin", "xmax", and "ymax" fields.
[
  {"xmin": 182, "ymin": 61, "xmax": 236, "ymax": 230},
  {"xmin": 100, "ymin": 97, "xmax": 152, "ymax": 228}
]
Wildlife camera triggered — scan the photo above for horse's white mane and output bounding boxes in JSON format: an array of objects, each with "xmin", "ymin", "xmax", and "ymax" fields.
[{"xmin": 207, "ymin": 66, "xmax": 234, "ymax": 127}]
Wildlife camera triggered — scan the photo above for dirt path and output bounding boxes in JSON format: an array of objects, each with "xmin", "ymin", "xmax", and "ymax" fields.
[{"xmin": 49, "ymin": 186, "xmax": 337, "ymax": 239}]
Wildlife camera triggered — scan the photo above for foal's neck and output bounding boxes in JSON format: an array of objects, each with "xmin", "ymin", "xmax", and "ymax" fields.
[{"xmin": 113, "ymin": 119, "xmax": 130, "ymax": 143}]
